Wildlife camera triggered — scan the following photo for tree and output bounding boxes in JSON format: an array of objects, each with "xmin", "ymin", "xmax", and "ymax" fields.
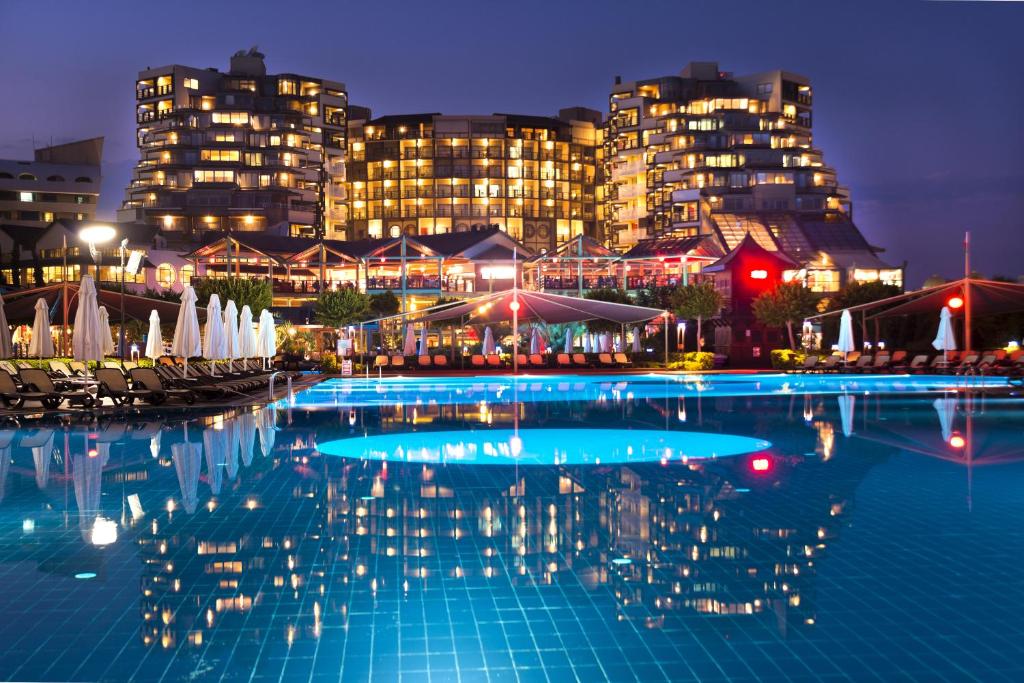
[
  {"xmin": 584, "ymin": 288, "xmax": 633, "ymax": 334},
  {"xmin": 369, "ymin": 290, "xmax": 400, "ymax": 318},
  {"xmin": 826, "ymin": 280, "xmax": 902, "ymax": 312},
  {"xmin": 193, "ymin": 277, "xmax": 272, "ymax": 313},
  {"xmin": 313, "ymin": 289, "xmax": 371, "ymax": 328},
  {"xmin": 671, "ymin": 282, "xmax": 723, "ymax": 352},
  {"xmin": 752, "ymin": 281, "xmax": 819, "ymax": 349}
]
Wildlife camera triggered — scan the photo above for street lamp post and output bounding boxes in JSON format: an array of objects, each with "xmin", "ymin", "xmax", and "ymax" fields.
[{"xmin": 119, "ymin": 238, "xmax": 128, "ymax": 361}]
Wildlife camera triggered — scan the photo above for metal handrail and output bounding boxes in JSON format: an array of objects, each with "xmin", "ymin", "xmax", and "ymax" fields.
[{"xmin": 268, "ymin": 371, "xmax": 292, "ymax": 402}]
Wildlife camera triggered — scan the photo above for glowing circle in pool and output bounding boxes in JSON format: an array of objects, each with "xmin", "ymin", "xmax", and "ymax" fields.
[{"xmin": 317, "ymin": 429, "xmax": 771, "ymax": 466}]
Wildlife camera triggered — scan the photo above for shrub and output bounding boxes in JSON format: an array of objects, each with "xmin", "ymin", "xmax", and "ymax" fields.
[
  {"xmin": 770, "ymin": 349, "xmax": 806, "ymax": 370},
  {"xmin": 319, "ymin": 351, "xmax": 340, "ymax": 373}
]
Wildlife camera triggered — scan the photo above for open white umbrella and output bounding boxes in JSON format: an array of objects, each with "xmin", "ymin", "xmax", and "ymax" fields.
[
  {"xmin": 223, "ymin": 300, "xmax": 240, "ymax": 373},
  {"xmin": 632, "ymin": 326, "xmax": 641, "ymax": 354},
  {"xmin": 932, "ymin": 306, "xmax": 956, "ymax": 364},
  {"xmin": 256, "ymin": 309, "xmax": 277, "ymax": 369},
  {"xmin": 72, "ymin": 275, "xmax": 104, "ymax": 381},
  {"xmin": 482, "ymin": 326, "xmax": 495, "ymax": 355},
  {"xmin": 172, "ymin": 432, "xmax": 202, "ymax": 514},
  {"xmin": 144, "ymin": 310, "xmax": 163, "ymax": 360},
  {"xmin": 97, "ymin": 306, "xmax": 115, "ymax": 358},
  {"xmin": 933, "ymin": 397, "xmax": 957, "ymax": 443},
  {"xmin": 837, "ymin": 309, "xmax": 855, "ymax": 363},
  {"xmin": 837, "ymin": 394, "xmax": 855, "ymax": 437},
  {"xmin": 29, "ymin": 298, "xmax": 54, "ymax": 358},
  {"xmin": 0, "ymin": 295, "xmax": 12, "ymax": 360},
  {"xmin": 238, "ymin": 305, "xmax": 257, "ymax": 359},
  {"xmin": 418, "ymin": 325, "xmax": 428, "ymax": 357},
  {"xmin": 203, "ymin": 294, "xmax": 226, "ymax": 375},
  {"xmin": 564, "ymin": 328, "xmax": 572, "ymax": 353},
  {"xmin": 238, "ymin": 410, "xmax": 257, "ymax": 467},
  {"xmin": 590, "ymin": 333, "xmax": 598, "ymax": 353},
  {"xmin": 172, "ymin": 285, "xmax": 202, "ymax": 378}
]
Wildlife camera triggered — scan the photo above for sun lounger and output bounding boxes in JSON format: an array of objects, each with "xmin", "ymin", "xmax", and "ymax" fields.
[
  {"xmin": 129, "ymin": 368, "xmax": 196, "ymax": 404},
  {"xmin": 796, "ymin": 355, "xmax": 819, "ymax": 373},
  {"xmin": 471, "ymin": 354, "xmax": 486, "ymax": 368},
  {"xmin": 418, "ymin": 356, "xmax": 433, "ymax": 369},
  {"xmin": 0, "ymin": 369, "xmax": 65, "ymax": 409},
  {"xmin": 598, "ymin": 353, "xmax": 615, "ymax": 368},
  {"xmin": 18, "ymin": 368, "xmax": 95, "ymax": 408},
  {"xmin": 432, "ymin": 355, "xmax": 449, "ymax": 368},
  {"xmin": 556, "ymin": 353, "xmax": 572, "ymax": 368},
  {"xmin": 96, "ymin": 368, "xmax": 165, "ymax": 406},
  {"xmin": 516, "ymin": 354, "xmax": 528, "ymax": 368},
  {"xmin": 486, "ymin": 354, "xmax": 503, "ymax": 368},
  {"xmin": 373, "ymin": 355, "xmax": 388, "ymax": 369},
  {"xmin": 613, "ymin": 353, "xmax": 632, "ymax": 368},
  {"xmin": 528, "ymin": 354, "xmax": 546, "ymax": 368},
  {"xmin": 390, "ymin": 355, "xmax": 405, "ymax": 370},
  {"xmin": 572, "ymin": 353, "xmax": 588, "ymax": 368}
]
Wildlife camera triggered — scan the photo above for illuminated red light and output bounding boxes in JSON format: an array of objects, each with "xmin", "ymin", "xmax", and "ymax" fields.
[
  {"xmin": 751, "ymin": 457, "xmax": 771, "ymax": 472},
  {"xmin": 749, "ymin": 269, "xmax": 768, "ymax": 280},
  {"xmin": 948, "ymin": 434, "xmax": 966, "ymax": 449},
  {"xmin": 947, "ymin": 296, "xmax": 964, "ymax": 310},
  {"xmin": 509, "ymin": 300, "xmax": 520, "ymax": 312}
]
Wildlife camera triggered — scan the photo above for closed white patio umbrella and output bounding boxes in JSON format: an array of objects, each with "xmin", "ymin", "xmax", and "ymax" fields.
[
  {"xmin": 238, "ymin": 410, "xmax": 257, "ymax": 468},
  {"xmin": 563, "ymin": 328, "xmax": 572, "ymax": 353},
  {"xmin": 837, "ymin": 309, "xmax": 855, "ymax": 364},
  {"xmin": 418, "ymin": 325, "xmax": 428, "ymax": 357},
  {"xmin": 402, "ymin": 324, "xmax": 417, "ymax": 357},
  {"xmin": 172, "ymin": 285, "xmax": 202, "ymax": 378},
  {"xmin": 172, "ymin": 432, "xmax": 202, "ymax": 514},
  {"xmin": 530, "ymin": 327, "xmax": 540, "ymax": 354},
  {"xmin": 97, "ymin": 306, "xmax": 115, "ymax": 358},
  {"xmin": 632, "ymin": 326, "xmax": 641, "ymax": 354},
  {"xmin": 145, "ymin": 310, "xmax": 163, "ymax": 360},
  {"xmin": 482, "ymin": 326, "xmax": 495, "ymax": 355},
  {"xmin": 72, "ymin": 275, "xmax": 104, "ymax": 381},
  {"xmin": 256, "ymin": 309, "xmax": 277, "ymax": 369},
  {"xmin": 0, "ymin": 295, "xmax": 12, "ymax": 360},
  {"xmin": 837, "ymin": 394, "xmax": 855, "ymax": 437},
  {"xmin": 29, "ymin": 298, "xmax": 54, "ymax": 359},
  {"xmin": 933, "ymin": 396, "xmax": 957, "ymax": 443},
  {"xmin": 582, "ymin": 333, "xmax": 591, "ymax": 354},
  {"xmin": 932, "ymin": 306, "xmax": 956, "ymax": 365},
  {"xmin": 203, "ymin": 294, "xmax": 226, "ymax": 375},
  {"xmin": 223, "ymin": 300, "xmax": 240, "ymax": 373},
  {"xmin": 238, "ymin": 305, "xmax": 257, "ymax": 359},
  {"xmin": 203, "ymin": 426, "xmax": 226, "ymax": 496}
]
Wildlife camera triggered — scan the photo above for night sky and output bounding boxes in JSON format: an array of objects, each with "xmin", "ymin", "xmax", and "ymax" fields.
[{"xmin": 1, "ymin": 0, "xmax": 1021, "ymax": 286}]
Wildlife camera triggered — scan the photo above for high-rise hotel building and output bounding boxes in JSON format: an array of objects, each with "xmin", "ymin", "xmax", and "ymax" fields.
[
  {"xmin": 345, "ymin": 110, "xmax": 604, "ymax": 254},
  {"xmin": 607, "ymin": 62, "xmax": 850, "ymax": 249},
  {"xmin": 118, "ymin": 49, "xmax": 349, "ymax": 239}
]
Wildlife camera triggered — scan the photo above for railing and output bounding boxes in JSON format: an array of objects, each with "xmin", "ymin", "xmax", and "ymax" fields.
[
  {"xmin": 365, "ymin": 276, "xmax": 442, "ymax": 290},
  {"xmin": 542, "ymin": 276, "xmax": 620, "ymax": 290}
]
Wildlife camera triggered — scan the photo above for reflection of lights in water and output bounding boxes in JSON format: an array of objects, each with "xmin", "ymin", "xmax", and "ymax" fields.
[
  {"xmin": 22, "ymin": 519, "xmax": 34, "ymax": 533},
  {"xmin": 91, "ymin": 517, "xmax": 118, "ymax": 546},
  {"xmin": 74, "ymin": 572, "xmax": 97, "ymax": 580},
  {"xmin": 751, "ymin": 457, "xmax": 771, "ymax": 472},
  {"xmin": 949, "ymin": 434, "xmax": 966, "ymax": 449}
]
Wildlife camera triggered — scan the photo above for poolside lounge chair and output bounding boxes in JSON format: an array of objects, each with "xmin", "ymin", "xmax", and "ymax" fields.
[
  {"xmin": 796, "ymin": 355, "xmax": 819, "ymax": 373},
  {"xmin": 19, "ymin": 368, "xmax": 95, "ymax": 408},
  {"xmin": 572, "ymin": 353, "xmax": 589, "ymax": 368},
  {"xmin": 976, "ymin": 353, "xmax": 999, "ymax": 372},
  {"xmin": 102, "ymin": 361, "xmax": 126, "ymax": 372},
  {"xmin": 848, "ymin": 355, "xmax": 873, "ymax": 372},
  {"xmin": 16, "ymin": 361, "xmax": 33, "ymax": 370},
  {"xmin": 597, "ymin": 353, "xmax": 615, "ymax": 368},
  {"xmin": 69, "ymin": 361, "xmax": 87, "ymax": 375},
  {"xmin": 528, "ymin": 354, "xmax": 546, "ymax": 368},
  {"xmin": 516, "ymin": 354, "xmax": 528, "ymax": 368},
  {"xmin": 96, "ymin": 368, "xmax": 165, "ymax": 406},
  {"xmin": 486, "ymin": 354, "xmax": 503, "ymax": 368},
  {"xmin": 0, "ymin": 360, "xmax": 18, "ymax": 377},
  {"xmin": 859, "ymin": 354, "xmax": 891, "ymax": 374},
  {"xmin": 816, "ymin": 355, "xmax": 841, "ymax": 372},
  {"xmin": 954, "ymin": 353, "xmax": 979, "ymax": 373},
  {"xmin": 49, "ymin": 360, "xmax": 78, "ymax": 378},
  {"xmin": 471, "ymin": 354, "xmax": 486, "ymax": 368},
  {"xmin": 418, "ymin": 356, "xmax": 432, "ymax": 369},
  {"xmin": 613, "ymin": 353, "xmax": 632, "ymax": 368},
  {"xmin": 0, "ymin": 369, "xmax": 64, "ymax": 409},
  {"xmin": 129, "ymin": 368, "xmax": 196, "ymax": 404},
  {"xmin": 432, "ymin": 355, "xmax": 449, "ymax": 368},
  {"xmin": 373, "ymin": 355, "xmax": 388, "ymax": 370},
  {"xmin": 390, "ymin": 355, "xmax": 406, "ymax": 370},
  {"xmin": 889, "ymin": 351, "xmax": 907, "ymax": 367},
  {"xmin": 556, "ymin": 353, "xmax": 572, "ymax": 368}
]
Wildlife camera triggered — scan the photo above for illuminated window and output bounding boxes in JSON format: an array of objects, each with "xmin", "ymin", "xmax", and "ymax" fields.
[
  {"xmin": 180, "ymin": 264, "xmax": 194, "ymax": 286},
  {"xmin": 156, "ymin": 263, "xmax": 175, "ymax": 288},
  {"xmin": 183, "ymin": 78, "xmax": 199, "ymax": 90},
  {"xmin": 193, "ymin": 170, "xmax": 235, "ymax": 183},
  {"xmin": 211, "ymin": 112, "xmax": 249, "ymax": 125},
  {"xmin": 19, "ymin": 192, "xmax": 32, "ymax": 202},
  {"xmin": 200, "ymin": 149, "xmax": 240, "ymax": 162}
]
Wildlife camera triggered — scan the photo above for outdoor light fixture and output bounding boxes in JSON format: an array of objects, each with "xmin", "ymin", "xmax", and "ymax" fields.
[
  {"xmin": 749, "ymin": 269, "xmax": 768, "ymax": 280},
  {"xmin": 79, "ymin": 223, "xmax": 117, "ymax": 283},
  {"xmin": 948, "ymin": 434, "xmax": 966, "ymax": 449},
  {"xmin": 947, "ymin": 296, "xmax": 964, "ymax": 310},
  {"xmin": 509, "ymin": 300, "xmax": 520, "ymax": 312}
]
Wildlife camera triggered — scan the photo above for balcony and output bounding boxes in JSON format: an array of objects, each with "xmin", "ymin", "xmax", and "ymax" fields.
[{"xmin": 366, "ymin": 275, "xmax": 442, "ymax": 291}]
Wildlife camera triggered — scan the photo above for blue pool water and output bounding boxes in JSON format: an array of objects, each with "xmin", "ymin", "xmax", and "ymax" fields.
[{"xmin": 0, "ymin": 373, "xmax": 1023, "ymax": 682}]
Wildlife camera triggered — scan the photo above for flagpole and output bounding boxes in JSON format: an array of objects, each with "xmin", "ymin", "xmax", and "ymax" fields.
[{"xmin": 963, "ymin": 231, "xmax": 971, "ymax": 353}]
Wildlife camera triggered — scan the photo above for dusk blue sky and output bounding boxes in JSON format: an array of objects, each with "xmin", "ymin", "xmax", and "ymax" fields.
[{"xmin": 1, "ymin": 0, "xmax": 1021, "ymax": 285}]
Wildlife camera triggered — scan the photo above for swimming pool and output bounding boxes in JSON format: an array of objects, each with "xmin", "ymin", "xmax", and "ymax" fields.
[{"xmin": 0, "ymin": 373, "xmax": 1022, "ymax": 682}]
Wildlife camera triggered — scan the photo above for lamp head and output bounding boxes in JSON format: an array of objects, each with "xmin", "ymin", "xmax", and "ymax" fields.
[{"xmin": 79, "ymin": 224, "xmax": 116, "ymax": 245}]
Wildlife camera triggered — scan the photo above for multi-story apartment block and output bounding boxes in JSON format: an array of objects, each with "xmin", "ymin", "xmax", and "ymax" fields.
[
  {"xmin": 0, "ymin": 138, "xmax": 102, "ymax": 227},
  {"xmin": 118, "ymin": 49, "xmax": 348, "ymax": 239},
  {"xmin": 345, "ymin": 110, "xmax": 604, "ymax": 254}
]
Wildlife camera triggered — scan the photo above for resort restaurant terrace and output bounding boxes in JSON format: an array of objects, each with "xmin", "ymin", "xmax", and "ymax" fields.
[{"xmin": 523, "ymin": 234, "xmax": 720, "ymax": 294}]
